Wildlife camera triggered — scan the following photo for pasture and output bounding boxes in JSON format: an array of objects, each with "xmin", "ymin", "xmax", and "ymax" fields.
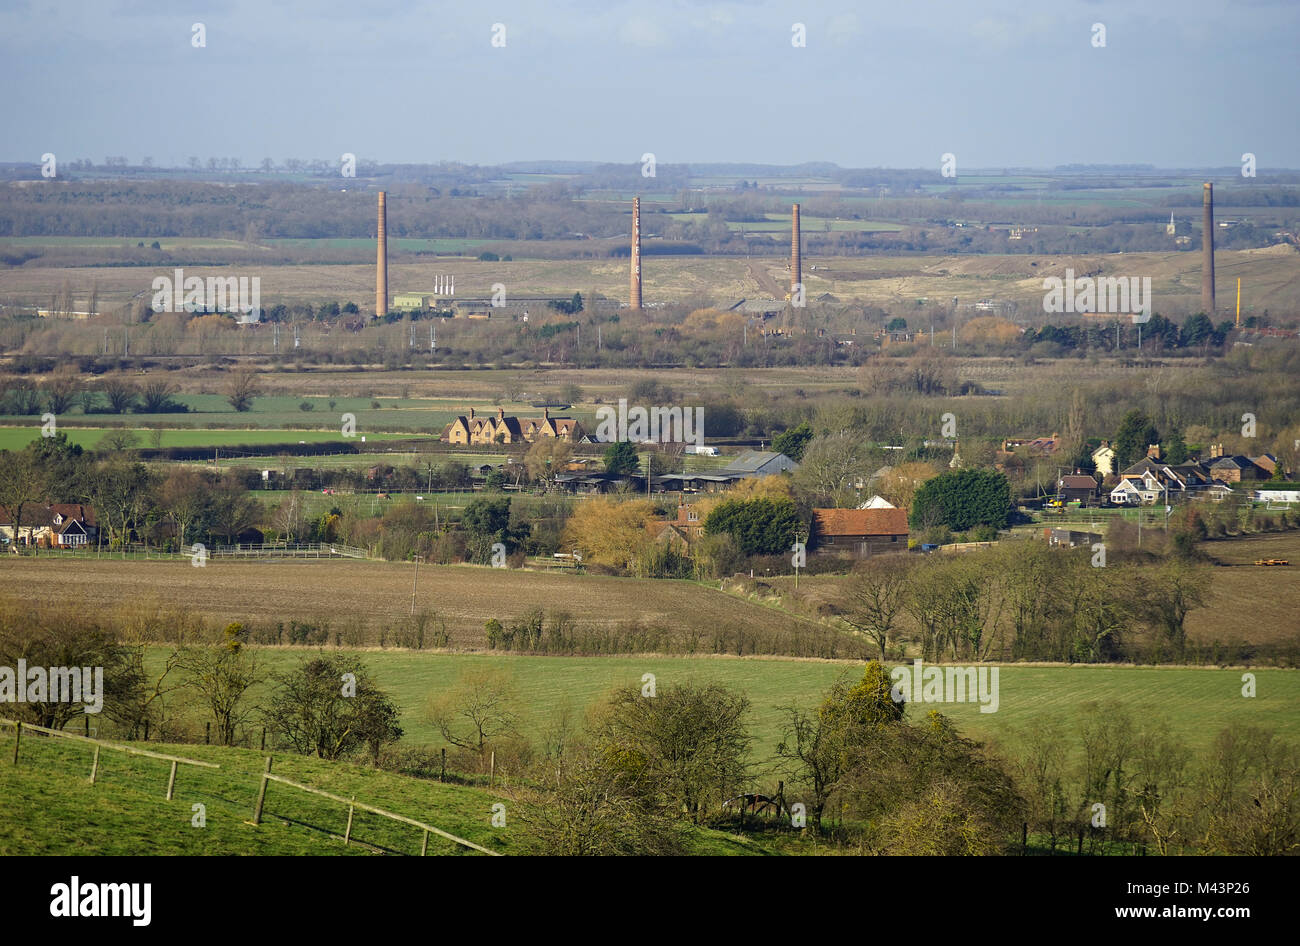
[{"xmin": 205, "ymin": 651, "xmax": 1299, "ymax": 762}]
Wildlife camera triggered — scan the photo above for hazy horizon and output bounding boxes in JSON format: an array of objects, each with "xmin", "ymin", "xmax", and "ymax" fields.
[{"xmin": 2, "ymin": 0, "xmax": 1297, "ymax": 171}]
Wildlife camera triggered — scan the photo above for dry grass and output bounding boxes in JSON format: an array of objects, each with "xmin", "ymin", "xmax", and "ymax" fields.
[{"xmin": 5, "ymin": 246, "xmax": 1296, "ymax": 314}]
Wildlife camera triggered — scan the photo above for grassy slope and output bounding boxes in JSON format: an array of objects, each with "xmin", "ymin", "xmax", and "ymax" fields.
[
  {"xmin": 125, "ymin": 650, "xmax": 1300, "ymax": 763},
  {"xmin": 275, "ymin": 655, "xmax": 1300, "ymax": 760},
  {"xmin": 0, "ymin": 728, "xmax": 776, "ymax": 856}
]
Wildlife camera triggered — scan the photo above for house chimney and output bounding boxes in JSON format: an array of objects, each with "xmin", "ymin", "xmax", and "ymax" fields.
[
  {"xmin": 1202, "ymin": 182, "xmax": 1215, "ymax": 315},
  {"xmin": 376, "ymin": 191, "xmax": 388, "ymax": 317},
  {"xmin": 497, "ymin": 407, "xmax": 504, "ymax": 421},
  {"xmin": 1147, "ymin": 443, "xmax": 1161, "ymax": 460},
  {"xmin": 630, "ymin": 196, "xmax": 642, "ymax": 309},
  {"xmin": 469, "ymin": 407, "xmax": 475, "ymax": 419},
  {"xmin": 543, "ymin": 407, "xmax": 549, "ymax": 419}
]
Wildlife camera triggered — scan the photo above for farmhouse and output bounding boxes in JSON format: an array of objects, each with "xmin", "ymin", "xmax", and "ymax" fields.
[
  {"xmin": 1057, "ymin": 474, "xmax": 1099, "ymax": 505},
  {"xmin": 811, "ymin": 508, "xmax": 909, "ymax": 558},
  {"xmin": 1203, "ymin": 453, "xmax": 1270, "ymax": 484},
  {"xmin": 0, "ymin": 504, "xmax": 97, "ymax": 548},
  {"xmin": 1111, "ymin": 456, "xmax": 1221, "ymax": 505}
]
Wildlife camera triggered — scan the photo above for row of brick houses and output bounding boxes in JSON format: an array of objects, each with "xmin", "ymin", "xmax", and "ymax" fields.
[
  {"xmin": 0, "ymin": 504, "xmax": 97, "ymax": 548},
  {"xmin": 441, "ymin": 407, "xmax": 585, "ymax": 446}
]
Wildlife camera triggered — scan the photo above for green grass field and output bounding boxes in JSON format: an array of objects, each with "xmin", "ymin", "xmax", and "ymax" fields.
[
  {"xmin": 0, "ymin": 392, "xmax": 607, "ymax": 439},
  {"xmin": 146, "ymin": 650, "xmax": 1300, "ymax": 764},
  {"xmin": 0, "ymin": 723, "xmax": 779, "ymax": 856},
  {"xmin": 0, "ymin": 425, "xmax": 418, "ymax": 452}
]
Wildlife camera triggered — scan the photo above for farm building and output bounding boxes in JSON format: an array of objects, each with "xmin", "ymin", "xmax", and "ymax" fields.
[
  {"xmin": 719, "ymin": 451, "xmax": 799, "ymax": 478},
  {"xmin": 1045, "ymin": 528, "xmax": 1103, "ymax": 549},
  {"xmin": 392, "ymin": 293, "xmax": 429, "ymax": 310},
  {"xmin": 810, "ymin": 508, "xmax": 909, "ymax": 558}
]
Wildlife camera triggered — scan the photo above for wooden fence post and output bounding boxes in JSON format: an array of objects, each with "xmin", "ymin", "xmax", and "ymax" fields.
[
  {"xmin": 84, "ymin": 715, "xmax": 90, "ymax": 737},
  {"xmin": 166, "ymin": 760, "xmax": 178, "ymax": 800},
  {"xmin": 260, "ymin": 728, "xmax": 266, "ymax": 751},
  {"xmin": 252, "ymin": 756, "xmax": 272, "ymax": 825},
  {"xmin": 205, "ymin": 722, "xmax": 210, "ymax": 745},
  {"xmin": 344, "ymin": 796, "xmax": 355, "ymax": 845},
  {"xmin": 440, "ymin": 747, "xmax": 446, "ymax": 783},
  {"xmin": 143, "ymin": 719, "xmax": 149, "ymax": 742},
  {"xmin": 90, "ymin": 745, "xmax": 100, "ymax": 784},
  {"xmin": 1022, "ymin": 822, "xmax": 1028, "ymax": 855},
  {"xmin": 421, "ymin": 830, "xmax": 429, "ymax": 857},
  {"xmin": 11, "ymin": 721, "xmax": 19, "ymax": 764},
  {"xmin": 489, "ymin": 751, "xmax": 495, "ymax": 789}
]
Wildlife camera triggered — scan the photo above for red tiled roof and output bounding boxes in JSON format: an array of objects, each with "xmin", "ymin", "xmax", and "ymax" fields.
[
  {"xmin": 812, "ymin": 508, "xmax": 909, "ymax": 537},
  {"xmin": 0, "ymin": 504, "xmax": 96, "ymax": 528}
]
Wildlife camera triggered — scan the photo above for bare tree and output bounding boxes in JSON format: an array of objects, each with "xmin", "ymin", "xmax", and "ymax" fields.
[
  {"xmin": 225, "ymin": 368, "xmax": 261, "ymax": 412},
  {"xmin": 139, "ymin": 379, "xmax": 180, "ymax": 413},
  {"xmin": 158, "ymin": 468, "xmax": 208, "ymax": 546},
  {"xmin": 0, "ymin": 448, "xmax": 48, "ymax": 547},
  {"xmin": 426, "ymin": 667, "xmax": 520, "ymax": 757},
  {"xmin": 842, "ymin": 554, "xmax": 912, "ymax": 659},
  {"xmin": 42, "ymin": 372, "xmax": 81, "ymax": 415},
  {"xmin": 178, "ymin": 632, "xmax": 261, "ymax": 746},
  {"xmin": 101, "ymin": 378, "xmax": 138, "ymax": 414}
]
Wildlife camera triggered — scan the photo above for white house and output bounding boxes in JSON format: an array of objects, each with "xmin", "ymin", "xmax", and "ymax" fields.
[
  {"xmin": 1110, "ymin": 473, "xmax": 1166, "ymax": 506},
  {"xmin": 1092, "ymin": 443, "xmax": 1116, "ymax": 478}
]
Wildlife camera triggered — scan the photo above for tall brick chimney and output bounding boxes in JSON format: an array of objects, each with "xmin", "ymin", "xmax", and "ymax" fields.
[
  {"xmin": 376, "ymin": 191, "xmax": 388, "ymax": 317},
  {"xmin": 630, "ymin": 196, "xmax": 642, "ymax": 309},
  {"xmin": 1202, "ymin": 182, "xmax": 1215, "ymax": 315},
  {"xmin": 791, "ymin": 202, "xmax": 801, "ymax": 298}
]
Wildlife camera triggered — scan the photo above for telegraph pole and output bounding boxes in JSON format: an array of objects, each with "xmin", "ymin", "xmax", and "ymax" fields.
[{"xmin": 410, "ymin": 554, "xmax": 419, "ymax": 615}]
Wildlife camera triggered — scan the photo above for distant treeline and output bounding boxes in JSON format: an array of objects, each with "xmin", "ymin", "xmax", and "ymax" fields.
[{"xmin": 2, "ymin": 180, "xmax": 1293, "ymax": 259}]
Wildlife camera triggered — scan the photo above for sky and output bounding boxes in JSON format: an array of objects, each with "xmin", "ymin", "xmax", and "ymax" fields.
[{"xmin": 1, "ymin": 0, "xmax": 1297, "ymax": 170}]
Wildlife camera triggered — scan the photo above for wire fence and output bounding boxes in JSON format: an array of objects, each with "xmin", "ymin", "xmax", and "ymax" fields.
[{"xmin": 0, "ymin": 719, "xmax": 502, "ymax": 857}]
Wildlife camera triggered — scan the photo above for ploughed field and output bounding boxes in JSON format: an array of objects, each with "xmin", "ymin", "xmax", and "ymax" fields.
[{"xmin": 0, "ymin": 557, "xmax": 820, "ymax": 646}]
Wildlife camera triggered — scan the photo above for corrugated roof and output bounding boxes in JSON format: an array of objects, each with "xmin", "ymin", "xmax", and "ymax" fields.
[{"xmin": 721, "ymin": 450, "xmax": 790, "ymax": 474}]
